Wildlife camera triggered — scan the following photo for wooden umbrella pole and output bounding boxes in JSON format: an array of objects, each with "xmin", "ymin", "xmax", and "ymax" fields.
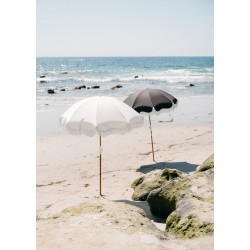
[
  {"xmin": 148, "ymin": 113, "xmax": 155, "ymax": 162},
  {"xmin": 99, "ymin": 135, "xmax": 102, "ymax": 196}
]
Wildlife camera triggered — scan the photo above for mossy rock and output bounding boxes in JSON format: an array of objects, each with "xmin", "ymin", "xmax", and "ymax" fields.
[
  {"xmin": 147, "ymin": 178, "xmax": 190, "ymax": 217},
  {"xmin": 131, "ymin": 169, "xmax": 182, "ymax": 201},
  {"xmin": 166, "ymin": 212, "xmax": 214, "ymax": 238},
  {"xmin": 196, "ymin": 154, "xmax": 214, "ymax": 172}
]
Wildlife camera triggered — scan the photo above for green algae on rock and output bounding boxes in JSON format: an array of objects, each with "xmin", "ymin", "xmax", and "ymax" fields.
[
  {"xmin": 196, "ymin": 154, "xmax": 214, "ymax": 172},
  {"xmin": 131, "ymin": 155, "xmax": 215, "ymax": 239},
  {"xmin": 147, "ymin": 178, "xmax": 191, "ymax": 217},
  {"xmin": 166, "ymin": 213, "xmax": 214, "ymax": 238},
  {"xmin": 131, "ymin": 169, "xmax": 182, "ymax": 201}
]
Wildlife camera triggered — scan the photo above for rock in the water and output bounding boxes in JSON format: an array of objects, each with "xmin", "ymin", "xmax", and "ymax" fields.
[
  {"xmin": 134, "ymin": 75, "xmax": 139, "ymax": 79},
  {"xmin": 91, "ymin": 85, "xmax": 100, "ymax": 89},
  {"xmin": 74, "ymin": 85, "xmax": 86, "ymax": 90},
  {"xmin": 196, "ymin": 154, "xmax": 214, "ymax": 172},
  {"xmin": 40, "ymin": 80, "xmax": 49, "ymax": 83},
  {"xmin": 39, "ymin": 75, "xmax": 46, "ymax": 78},
  {"xmin": 190, "ymin": 84, "xmax": 195, "ymax": 87},
  {"xmin": 111, "ymin": 85, "xmax": 123, "ymax": 90},
  {"xmin": 87, "ymin": 87, "xmax": 90, "ymax": 89},
  {"xmin": 61, "ymin": 72, "xmax": 68, "ymax": 74},
  {"xmin": 131, "ymin": 169, "xmax": 182, "ymax": 201},
  {"xmin": 60, "ymin": 89, "xmax": 66, "ymax": 91},
  {"xmin": 47, "ymin": 89, "xmax": 55, "ymax": 94}
]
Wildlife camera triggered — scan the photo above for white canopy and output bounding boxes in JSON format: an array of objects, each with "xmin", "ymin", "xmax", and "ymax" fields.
[{"xmin": 60, "ymin": 96, "xmax": 144, "ymax": 137}]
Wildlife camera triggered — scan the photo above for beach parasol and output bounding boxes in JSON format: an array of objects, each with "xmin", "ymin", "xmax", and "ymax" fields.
[
  {"xmin": 60, "ymin": 96, "xmax": 144, "ymax": 196},
  {"xmin": 124, "ymin": 88, "xmax": 178, "ymax": 162}
]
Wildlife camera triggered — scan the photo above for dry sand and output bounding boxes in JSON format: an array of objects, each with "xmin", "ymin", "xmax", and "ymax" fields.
[{"xmin": 37, "ymin": 118, "xmax": 213, "ymax": 249}]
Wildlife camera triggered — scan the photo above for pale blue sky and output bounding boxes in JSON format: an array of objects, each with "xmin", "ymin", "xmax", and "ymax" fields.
[{"xmin": 37, "ymin": 0, "xmax": 213, "ymax": 57}]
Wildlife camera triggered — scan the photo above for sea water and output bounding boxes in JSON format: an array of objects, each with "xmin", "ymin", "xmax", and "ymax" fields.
[
  {"xmin": 36, "ymin": 57, "xmax": 213, "ymax": 111},
  {"xmin": 36, "ymin": 57, "xmax": 214, "ymax": 134}
]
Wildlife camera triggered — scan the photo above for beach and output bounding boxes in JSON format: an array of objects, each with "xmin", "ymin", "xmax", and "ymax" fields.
[{"xmin": 36, "ymin": 57, "xmax": 214, "ymax": 249}]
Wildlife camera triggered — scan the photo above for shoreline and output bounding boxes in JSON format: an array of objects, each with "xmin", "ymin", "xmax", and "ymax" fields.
[{"xmin": 36, "ymin": 94, "xmax": 214, "ymax": 135}]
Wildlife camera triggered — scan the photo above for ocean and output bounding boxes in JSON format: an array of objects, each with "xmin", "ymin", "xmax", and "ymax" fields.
[{"xmin": 36, "ymin": 57, "xmax": 214, "ymax": 111}]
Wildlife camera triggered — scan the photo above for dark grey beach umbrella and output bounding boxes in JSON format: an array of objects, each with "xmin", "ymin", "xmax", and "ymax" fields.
[{"xmin": 124, "ymin": 88, "xmax": 178, "ymax": 162}]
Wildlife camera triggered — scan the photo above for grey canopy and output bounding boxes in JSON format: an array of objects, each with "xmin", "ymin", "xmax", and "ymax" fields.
[
  {"xmin": 124, "ymin": 88, "xmax": 178, "ymax": 162},
  {"xmin": 124, "ymin": 88, "xmax": 178, "ymax": 114}
]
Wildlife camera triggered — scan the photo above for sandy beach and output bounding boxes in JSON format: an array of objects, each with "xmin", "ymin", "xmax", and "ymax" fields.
[
  {"xmin": 36, "ymin": 94, "xmax": 213, "ymax": 249},
  {"xmin": 37, "ymin": 122, "xmax": 213, "ymax": 216}
]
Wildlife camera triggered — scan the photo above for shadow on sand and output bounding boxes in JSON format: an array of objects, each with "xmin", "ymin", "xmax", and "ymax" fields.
[
  {"xmin": 137, "ymin": 161, "xmax": 198, "ymax": 174},
  {"xmin": 115, "ymin": 199, "xmax": 166, "ymax": 223}
]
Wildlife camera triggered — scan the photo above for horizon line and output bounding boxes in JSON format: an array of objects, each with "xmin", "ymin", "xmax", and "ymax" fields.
[{"xmin": 36, "ymin": 55, "xmax": 214, "ymax": 58}]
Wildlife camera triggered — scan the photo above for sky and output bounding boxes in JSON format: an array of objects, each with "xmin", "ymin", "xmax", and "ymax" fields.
[{"xmin": 37, "ymin": 0, "xmax": 214, "ymax": 57}]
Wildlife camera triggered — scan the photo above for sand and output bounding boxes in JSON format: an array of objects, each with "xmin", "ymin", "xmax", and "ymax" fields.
[{"xmin": 36, "ymin": 95, "xmax": 213, "ymax": 249}]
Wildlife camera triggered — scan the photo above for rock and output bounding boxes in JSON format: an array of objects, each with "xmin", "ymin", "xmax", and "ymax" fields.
[
  {"xmin": 91, "ymin": 85, "xmax": 100, "ymax": 89},
  {"xmin": 87, "ymin": 87, "xmax": 90, "ymax": 89},
  {"xmin": 147, "ymin": 178, "xmax": 191, "ymax": 218},
  {"xmin": 134, "ymin": 76, "xmax": 139, "ymax": 79},
  {"xmin": 144, "ymin": 161, "xmax": 214, "ymax": 238},
  {"xmin": 166, "ymin": 212, "xmax": 213, "ymax": 238},
  {"xmin": 39, "ymin": 75, "xmax": 46, "ymax": 78},
  {"xmin": 61, "ymin": 72, "xmax": 68, "ymax": 74},
  {"xmin": 111, "ymin": 85, "xmax": 123, "ymax": 90},
  {"xmin": 37, "ymin": 199, "xmax": 167, "ymax": 250},
  {"xmin": 131, "ymin": 169, "xmax": 182, "ymax": 201},
  {"xmin": 60, "ymin": 89, "xmax": 66, "ymax": 91},
  {"xmin": 189, "ymin": 84, "xmax": 195, "ymax": 87},
  {"xmin": 196, "ymin": 154, "xmax": 214, "ymax": 173},
  {"xmin": 74, "ymin": 85, "xmax": 86, "ymax": 90},
  {"xmin": 47, "ymin": 89, "xmax": 55, "ymax": 94},
  {"xmin": 40, "ymin": 80, "xmax": 49, "ymax": 83}
]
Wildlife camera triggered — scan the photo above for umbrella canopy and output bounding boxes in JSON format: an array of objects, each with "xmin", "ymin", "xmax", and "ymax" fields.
[
  {"xmin": 60, "ymin": 96, "xmax": 144, "ymax": 196},
  {"xmin": 60, "ymin": 96, "xmax": 144, "ymax": 136},
  {"xmin": 124, "ymin": 88, "xmax": 178, "ymax": 114},
  {"xmin": 124, "ymin": 88, "xmax": 178, "ymax": 162}
]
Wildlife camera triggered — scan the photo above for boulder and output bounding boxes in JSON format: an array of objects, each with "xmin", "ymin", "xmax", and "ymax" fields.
[
  {"xmin": 145, "ymin": 165, "xmax": 214, "ymax": 238},
  {"xmin": 47, "ymin": 89, "xmax": 55, "ymax": 94},
  {"xmin": 196, "ymin": 154, "xmax": 214, "ymax": 172},
  {"xmin": 74, "ymin": 85, "xmax": 86, "ymax": 90},
  {"xmin": 91, "ymin": 85, "xmax": 100, "ymax": 89},
  {"xmin": 39, "ymin": 75, "xmax": 46, "ymax": 78},
  {"xmin": 111, "ymin": 85, "xmax": 123, "ymax": 90},
  {"xmin": 60, "ymin": 89, "xmax": 66, "ymax": 91},
  {"xmin": 134, "ymin": 76, "xmax": 139, "ymax": 79},
  {"xmin": 189, "ymin": 84, "xmax": 195, "ymax": 87},
  {"xmin": 131, "ymin": 169, "xmax": 182, "ymax": 201},
  {"xmin": 40, "ymin": 80, "xmax": 49, "ymax": 83},
  {"xmin": 147, "ymin": 178, "xmax": 191, "ymax": 218},
  {"xmin": 131, "ymin": 155, "xmax": 214, "ymax": 238},
  {"xmin": 61, "ymin": 72, "xmax": 68, "ymax": 74}
]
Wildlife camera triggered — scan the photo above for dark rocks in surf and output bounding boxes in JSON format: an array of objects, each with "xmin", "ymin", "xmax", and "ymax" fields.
[
  {"xmin": 189, "ymin": 84, "xmax": 195, "ymax": 87},
  {"xmin": 47, "ymin": 89, "xmax": 55, "ymax": 94},
  {"xmin": 60, "ymin": 89, "xmax": 66, "ymax": 91},
  {"xmin": 134, "ymin": 76, "xmax": 139, "ymax": 79},
  {"xmin": 111, "ymin": 85, "xmax": 123, "ymax": 90},
  {"xmin": 61, "ymin": 72, "xmax": 68, "ymax": 74},
  {"xmin": 74, "ymin": 85, "xmax": 86, "ymax": 90},
  {"xmin": 40, "ymin": 75, "xmax": 46, "ymax": 78},
  {"xmin": 91, "ymin": 85, "xmax": 100, "ymax": 89},
  {"xmin": 40, "ymin": 80, "xmax": 49, "ymax": 83}
]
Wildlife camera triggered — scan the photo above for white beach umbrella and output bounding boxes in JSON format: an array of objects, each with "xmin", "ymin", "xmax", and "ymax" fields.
[{"xmin": 60, "ymin": 96, "xmax": 144, "ymax": 195}]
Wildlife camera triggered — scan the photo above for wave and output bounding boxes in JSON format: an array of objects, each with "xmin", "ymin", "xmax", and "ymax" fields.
[{"xmin": 36, "ymin": 75, "xmax": 213, "ymax": 84}]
